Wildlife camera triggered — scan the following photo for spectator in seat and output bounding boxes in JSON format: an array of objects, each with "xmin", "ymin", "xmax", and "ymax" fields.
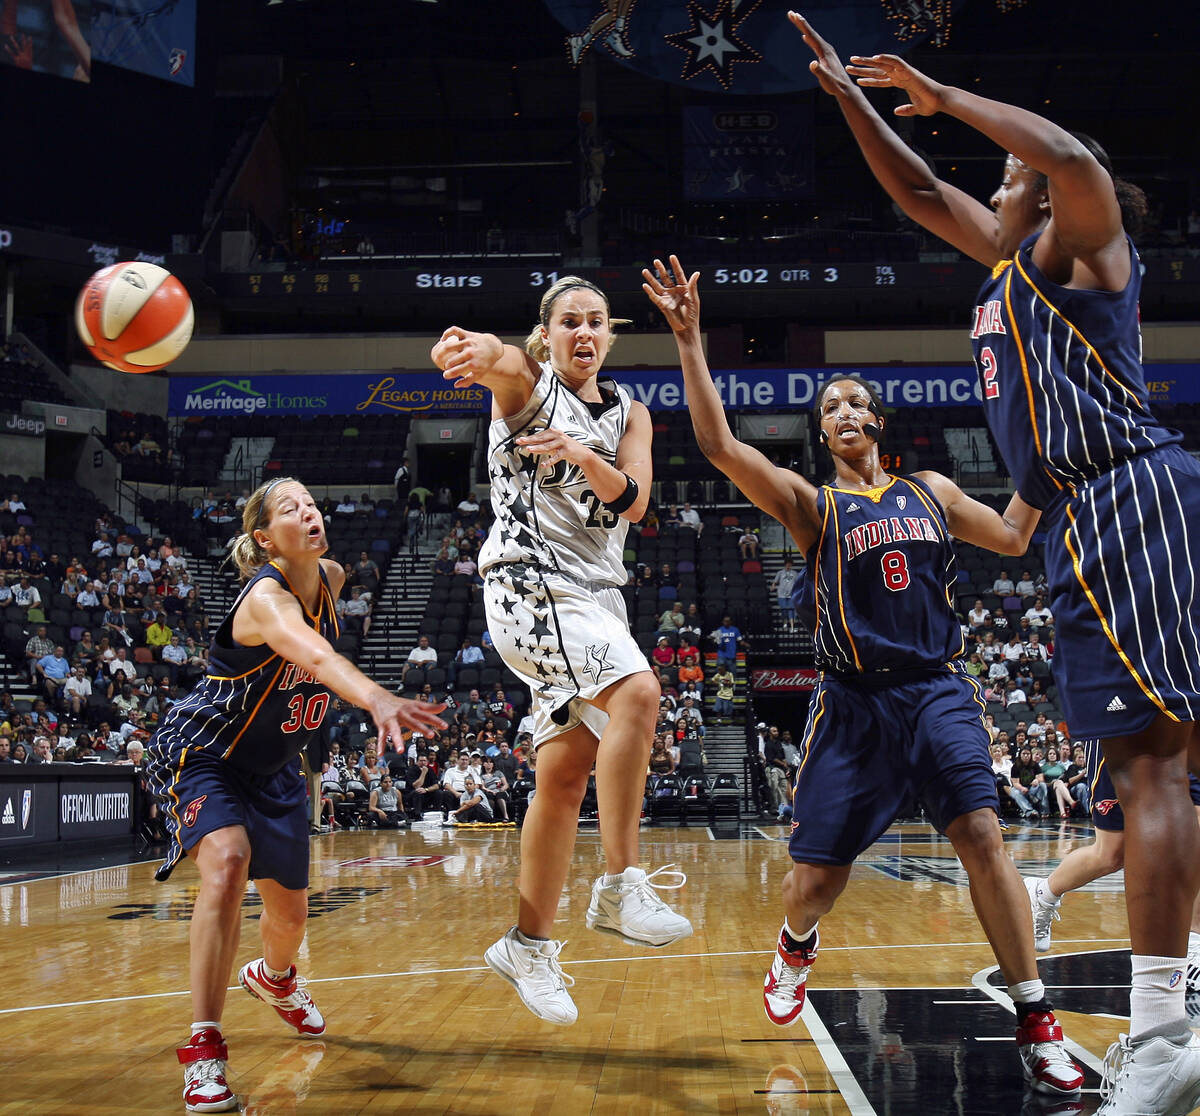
[
  {"xmin": 772, "ymin": 558, "xmax": 799, "ymax": 633},
  {"xmin": 1024, "ymin": 596, "xmax": 1053, "ymax": 628},
  {"xmin": 339, "ymin": 586, "xmax": 372, "ymax": 636},
  {"xmin": 677, "ymin": 654, "xmax": 704, "ymax": 697},
  {"xmin": 738, "ymin": 529, "xmax": 760, "ymax": 561},
  {"xmin": 657, "ymin": 601, "xmax": 685, "ymax": 635},
  {"xmin": 456, "ymin": 492, "xmax": 481, "ymax": 520},
  {"xmin": 37, "ymin": 645, "xmax": 71, "ymax": 701},
  {"xmin": 1015, "ymin": 570, "xmax": 1036, "ymax": 597},
  {"xmin": 495, "ymin": 739, "xmax": 519, "ymax": 783},
  {"xmin": 662, "ymin": 505, "xmax": 682, "ymax": 530},
  {"xmin": 402, "ymin": 635, "xmax": 437, "ymax": 685},
  {"xmin": 463, "ymin": 688, "xmax": 488, "ymax": 728},
  {"xmin": 439, "ymin": 750, "xmax": 474, "ymax": 815},
  {"xmin": 108, "ymin": 646, "xmax": 138, "ymax": 687},
  {"xmin": 650, "ymin": 637, "xmax": 676, "ymax": 680},
  {"xmin": 1008, "ymin": 745, "xmax": 1048, "ymax": 818},
  {"xmin": 679, "ymin": 501, "xmax": 702, "ymax": 534},
  {"xmin": 24, "ymin": 626, "xmax": 53, "ymax": 682},
  {"xmin": 406, "ymin": 753, "xmax": 441, "ymax": 816},
  {"xmin": 433, "ymin": 547, "xmax": 455, "ymax": 577},
  {"xmin": 77, "ymin": 580, "xmax": 101, "ymax": 610},
  {"xmin": 967, "ymin": 599, "xmax": 990, "ymax": 630},
  {"xmin": 160, "ymin": 634, "xmax": 188, "ymax": 685},
  {"xmin": 368, "ymin": 775, "xmax": 408, "ymax": 828},
  {"xmin": 334, "ymin": 495, "xmax": 356, "ymax": 516},
  {"xmin": 993, "ymin": 569, "xmax": 1015, "ymax": 597},
  {"xmin": 13, "ymin": 575, "xmax": 41, "ymax": 619},
  {"xmin": 63, "ymin": 665, "xmax": 92, "ymax": 717},
  {"xmin": 679, "ymin": 602, "xmax": 703, "ymax": 644},
  {"xmin": 145, "ymin": 612, "xmax": 172, "ymax": 657},
  {"xmin": 485, "ymin": 689, "xmax": 513, "ymax": 725}
]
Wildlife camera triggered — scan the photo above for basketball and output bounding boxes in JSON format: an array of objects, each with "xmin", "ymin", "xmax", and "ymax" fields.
[{"xmin": 74, "ymin": 261, "xmax": 194, "ymax": 373}]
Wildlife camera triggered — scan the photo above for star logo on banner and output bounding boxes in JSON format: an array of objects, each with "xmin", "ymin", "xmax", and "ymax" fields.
[
  {"xmin": 664, "ymin": 0, "xmax": 761, "ymax": 90},
  {"xmin": 725, "ymin": 166, "xmax": 754, "ymax": 194},
  {"xmin": 582, "ymin": 642, "xmax": 612, "ymax": 685}
]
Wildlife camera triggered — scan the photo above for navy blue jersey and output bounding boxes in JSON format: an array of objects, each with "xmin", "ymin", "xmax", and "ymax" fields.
[
  {"xmin": 806, "ymin": 475, "xmax": 963, "ymax": 674},
  {"xmin": 970, "ymin": 233, "xmax": 1180, "ymax": 511},
  {"xmin": 147, "ymin": 561, "xmax": 340, "ymax": 778}
]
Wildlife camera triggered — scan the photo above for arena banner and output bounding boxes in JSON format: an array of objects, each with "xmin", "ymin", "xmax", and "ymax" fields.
[
  {"xmin": 683, "ymin": 104, "xmax": 813, "ymax": 200},
  {"xmin": 91, "ymin": 0, "xmax": 195, "ymax": 85},
  {"xmin": 751, "ymin": 668, "xmax": 818, "ymax": 692},
  {"xmin": 0, "ymin": 0, "xmax": 93, "ymax": 81},
  {"xmin": 169, "ymin": 366, "xmax": 1200, "ymax": 417},
  {"xmin": 0, "ymin": 780, "xmax": 56, "ymax": 844},
  {"xmin": 58, "ymin": 778, "xmax": 133, "ymax": 840}
]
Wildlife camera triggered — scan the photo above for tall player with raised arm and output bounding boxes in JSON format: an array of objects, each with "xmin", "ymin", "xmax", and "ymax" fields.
[{"xmin": 790, "ymin": 13, "xmax": 1200, "ymax": 1112}]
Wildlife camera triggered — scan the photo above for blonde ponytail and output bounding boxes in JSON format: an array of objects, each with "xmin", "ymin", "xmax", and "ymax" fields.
[
  {"xmin": 523, "ymin": 275, "xmax": 628, "ymax": 362},
  {"xmin": 229, "ymin": 476, "xmax": 300, "ymax": 580}
]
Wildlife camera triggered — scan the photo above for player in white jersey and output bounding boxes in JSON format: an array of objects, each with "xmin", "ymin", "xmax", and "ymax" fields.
[{"xmin": 432, "ymin": 276, "xmax": 692, "ymax": 1026}]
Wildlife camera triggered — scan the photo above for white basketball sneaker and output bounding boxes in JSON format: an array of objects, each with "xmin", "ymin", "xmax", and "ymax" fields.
[
  {"xmin": 585, "ymin": 865, "xmax": 693, "ymax": 948},
  {"xmin": 1096, "ymin": 1031, "xmax": 1200, "ymax": 1115},
  {"xmin": 238, "ymin": 958, "xmax": 325, "ymax": 1037},
  {"xmin": 1025, "ymin": 876, "xmax": 1062, "ymax": 953},
  {"xmin": 177, "ymin": 1028, "xmax": 237, "ymax": 1113},
  {"xmin": 763, "ymin": 926, "xmax": 819, "ymax": 1027},
  {"xmin": 484, "ymin": 927, "xmax": 577, "ymax": 1025}
]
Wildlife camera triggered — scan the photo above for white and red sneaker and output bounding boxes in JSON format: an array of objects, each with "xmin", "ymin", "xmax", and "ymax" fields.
[
  {"xmin": 1016, "ymin": 1010, "xmax": 1083, "ymax": 1096},
  {"xmin": 762, "ymin": 926, "xmax": 819, "ymax": 1027},
  {"xmin": 238, "ymin": 958, "xmax": 326, "ymax": 1037},
  {"xmin": 177, "ymin": 1028, "xmax": 237, "ymax": 1113}
]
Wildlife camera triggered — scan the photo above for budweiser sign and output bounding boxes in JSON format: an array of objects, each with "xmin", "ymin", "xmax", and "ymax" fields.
[{"xmin": 751, "ymin": 668, "xmax": 818, "ymax": 692}]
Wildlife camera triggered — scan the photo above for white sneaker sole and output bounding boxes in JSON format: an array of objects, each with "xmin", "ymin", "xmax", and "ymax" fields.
[
  {"xmin": 483, "ymin": 941, "xmax": 577, "ymax": 1025},
  {"xmin": 584, "ymin": 908, "xmax": 693, "ymax": 948},
  {"xmin": 185, "ymin": 1096, "xmax": 238, "ymax": 1114},
  {"xmin": 237, "ymin": 967, "xmax": 325, "ymax": 1037}
]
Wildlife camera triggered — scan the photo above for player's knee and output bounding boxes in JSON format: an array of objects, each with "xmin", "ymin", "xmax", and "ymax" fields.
[
  {"xmin": 785, "ymin": 864, "xmax": 845, "ymax": 912},
  {"xmin": 605, "ymin": 671, "xmax": 660, "ymax": 726},
  {"xmin": 202, "ymin": 844, "xmax": 251, "ymax": 894}
]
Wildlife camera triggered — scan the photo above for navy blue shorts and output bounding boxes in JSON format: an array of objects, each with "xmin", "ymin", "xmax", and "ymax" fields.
[
  {"xmin": 1046, "ymin": 445, "xmax": 1200, "ymax": 739},
  {"xmin": 788, "ymin": 667, "xmax": 998, "ymax": 865},
  {"xmin": 1083, "ymin": 738, "xmax": 1200, "ymax": 832},
  {"xmin": 151, "ymin": 749, "xmax": 310, "ymax": 891}
]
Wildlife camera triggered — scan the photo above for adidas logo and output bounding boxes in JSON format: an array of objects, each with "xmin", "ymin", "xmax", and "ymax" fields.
[
  {"xmin": 1107, "ymin": 695, "xmax": 1127, "ymax": 712},
  {"xmin": 845, "ymin": 502, "xmax": 861, "ymax": 513},
  {"xmin": 1, "ymin": 798, "xmax": 12, "ymax": 826}
]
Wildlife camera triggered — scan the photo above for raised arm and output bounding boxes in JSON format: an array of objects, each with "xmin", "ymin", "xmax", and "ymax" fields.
[
  {"xmin": 432, "ymin": 327, "xmax": 540, "ymax": 419},
  {"xmin": 843, "ymin": 48, "xmax": 1127, "ymax": 287},
  {"xmin": 234, "ymin": 578, "xmax": 447, "ymax": 742},
  {"xmin": 643, "ymin": 255, "xmax": 820, "ymax": 551},
  {"xmin": 791, "ymin": 13, "xmax": 999, "ymax": 267},
  {"xmin": 915, "ymin": 472, "xmax": 1040, "ymax": 556}
]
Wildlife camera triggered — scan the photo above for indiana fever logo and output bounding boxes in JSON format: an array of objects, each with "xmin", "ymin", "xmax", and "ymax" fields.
[
  {"xmin": 181, "ymin": 795, "xmax": 208, "ymax": 827},
  {"xmin": 1095, "ymin": 799, "xmax": 1120, "ymax": 816}
]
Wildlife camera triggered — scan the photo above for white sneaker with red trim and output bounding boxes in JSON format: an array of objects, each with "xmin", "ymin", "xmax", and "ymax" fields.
[
  {"xmin": 238, "ymin": 958, "xmax": 326, "ymax": 1036},
  {"xmin": 178, "ymin": 1028, "xmax": 237, "ymax": 1113},
  {"xmin": 1016, "ymin": 1010, "xmax": 1083, "ymax": 1096},
  {"xmin": 762, "ymin": 926, "xmax": 819, "ymax": 1027}
]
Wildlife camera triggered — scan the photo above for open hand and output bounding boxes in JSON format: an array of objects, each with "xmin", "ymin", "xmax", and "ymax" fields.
[
  {"xmin": 642, "ymin": 255, "xmax": 700, "ymax": 335},
  {"xmin": 844, "ymin": 53, "xmax": 946, "ymax": 117},
  {"xmin": 787, "ymin": 12, "xmax": 855, "ymax": 98},
  {"xmin": 4, "ymin": 33, "xmax": 33, "ymax": 69},
  {"xmin": 374, "ymin": 696, "xmax": 447, "ymax": 745}
]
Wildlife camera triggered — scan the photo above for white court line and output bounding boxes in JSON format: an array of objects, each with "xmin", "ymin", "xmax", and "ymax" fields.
[
  {"xmin": 800, "ymin": 999, "xmax": 878, "ymax": 1116},
  {"xmin": 970, "ymin": 959, "xmax": 1109, "ymax": 1078}
]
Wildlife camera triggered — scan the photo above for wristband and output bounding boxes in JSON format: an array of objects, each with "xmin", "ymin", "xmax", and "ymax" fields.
[{"xmin": 602, "ymin": 473, "xmax": 638, "ymax": 515}]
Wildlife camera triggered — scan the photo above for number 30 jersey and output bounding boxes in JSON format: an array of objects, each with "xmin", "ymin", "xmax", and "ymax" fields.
[
  {"xmin": 146, "ymin": 561, "xmax": 339, "ymax": 777},
  {"xmin": 805, "ymin": 475, "xmax": 964, "ymax": 674},
  {"xmin": 479, "ymin": 361, "xmax": 633, "ymax": 587}
]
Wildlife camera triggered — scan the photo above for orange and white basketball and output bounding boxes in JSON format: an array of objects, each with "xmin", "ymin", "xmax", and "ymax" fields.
[{"xmin": 75, "ymin": 261, "xmax": 194, "ymax": 373}]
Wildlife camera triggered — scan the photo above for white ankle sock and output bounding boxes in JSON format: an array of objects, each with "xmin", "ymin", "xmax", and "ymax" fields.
[
  {"xmin": 515, "ymin": 927, "xmax": 548, "ymax": 946},
  {"xmin": 604, "ymin": 869, "xmax": 633, "ymax": 885},
  {"xmin": 1008, "ymin": 979, "xmax": 1046, "ymax": 1004},
  {"xmin": 262, "ymin": 961, "xmax": 291, "ymax": 982},
  {"xmin": 1130, "ymin": 954, "xmax": 1188, "ymax": 1040},
  {"xmin": 191, "ymin": 1020, "xmax": 220, "ymax": 1037},
  {"xmin": 784, "ymin": 919, "xmax": 817, "ymax": 944},
  {"xmin": 1039, "ymin": 879, "xmax": 1061, "ymax": 904}
]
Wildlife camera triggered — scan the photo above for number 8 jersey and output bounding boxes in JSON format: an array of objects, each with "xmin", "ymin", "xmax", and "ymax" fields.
[
  {"xmin": 146, "ymin": 561, "xmax": 339, "ymax": 778},
  {"xmin": 805, "ymin": 475, "xmax": 965, "ymax": 674},
  {"xmin": 479, "ymin": 362, "xmax": 634, "ymax": 587}
]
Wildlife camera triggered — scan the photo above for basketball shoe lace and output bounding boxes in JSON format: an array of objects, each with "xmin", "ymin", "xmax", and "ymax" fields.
[{"xmin": 1100, "ymin": 1034, "xmax": 1133, "ymax": 1101}]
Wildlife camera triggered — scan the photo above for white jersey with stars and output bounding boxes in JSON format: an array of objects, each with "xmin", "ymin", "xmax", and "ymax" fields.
[{"xmin": 478, "ymin": 362, "xmax": 633, "ymax": 586}]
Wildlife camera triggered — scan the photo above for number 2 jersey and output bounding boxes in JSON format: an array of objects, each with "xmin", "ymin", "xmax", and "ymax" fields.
[
  {"xmin": 478, "ymin": 361, "xmax": 633, "ymax": 587},
  {"xmin": 146, "ymin": 561, "xmax": 339, "ymax": 778},
  {"xmin": 805, "ymin": 475, "xmax": 964, "ymax": 674}
]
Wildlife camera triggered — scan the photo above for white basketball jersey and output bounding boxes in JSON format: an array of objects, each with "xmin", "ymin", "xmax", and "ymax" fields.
[{"xmin": 478, "ymin": 362, "xmax": 633, "ymax": 586}]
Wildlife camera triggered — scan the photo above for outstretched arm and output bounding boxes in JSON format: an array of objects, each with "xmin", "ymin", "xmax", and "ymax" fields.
[
  {"xmin": 432, "ymin": 327, "xmax": 539, "ymax": 419},
  {"xmin": 643, "ymin": 255, "xmax": 820, "ymax": 551},
  {"xmin": 844, "ymin": 49, "xmax": 1126, "ymax": 286},
  {"xmin": 915, "ymin": 472, "xmax": 1040, "ymax": 556},
  {"xmin": 791, "ymin": 12, "xmax": 999, "ymax": 267},
  {"xmin": 234, "ymin": 579, "xmax": 448, "ymax": 742}
]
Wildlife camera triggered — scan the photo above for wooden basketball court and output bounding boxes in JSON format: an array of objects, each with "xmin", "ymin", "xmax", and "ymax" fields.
[{"xmin": 0, "ymin": 821, "xmax": 1172, "ymax": 1114}]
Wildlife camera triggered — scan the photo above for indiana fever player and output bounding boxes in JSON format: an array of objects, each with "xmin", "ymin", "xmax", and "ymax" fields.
[
  {"xmin": 147, "ymin": 478, "xmax": 446, "ymax": 1112},
  {"xmin": 645, "ymin": 255, "xmax": 1082, "ymax": 1100},
  {"xmin": 792, "ymin": 13, "xmax": 1200, "ymax": 1112}
]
